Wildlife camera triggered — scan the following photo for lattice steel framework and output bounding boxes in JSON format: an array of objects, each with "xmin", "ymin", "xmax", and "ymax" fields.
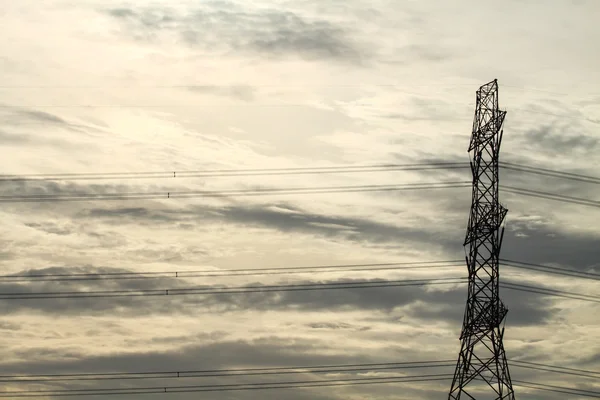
[{"xmin": 448, "ymin": 79, "xmax": 515, "ymax": 399}]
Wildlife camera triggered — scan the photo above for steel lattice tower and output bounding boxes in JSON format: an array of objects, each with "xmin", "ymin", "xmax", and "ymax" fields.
[{"xmin": 448, "ymin": 79, "xmax": 515, "ymax": 400}]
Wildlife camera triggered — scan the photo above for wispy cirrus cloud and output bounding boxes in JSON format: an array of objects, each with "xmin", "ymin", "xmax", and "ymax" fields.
[{"xmin": 104, "ymin": 4, "xmax": 371, "ymax": 64}]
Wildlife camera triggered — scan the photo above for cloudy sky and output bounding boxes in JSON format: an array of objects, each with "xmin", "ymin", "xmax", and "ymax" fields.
[{"xmin": 0, "ymin": 0, "xmax": 599, "ymax": 398}]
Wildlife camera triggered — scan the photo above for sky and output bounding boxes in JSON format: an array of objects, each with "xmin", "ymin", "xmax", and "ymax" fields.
[{"xmin": 0, "ymin": 0, "xmax": 599, "ymax": 399}]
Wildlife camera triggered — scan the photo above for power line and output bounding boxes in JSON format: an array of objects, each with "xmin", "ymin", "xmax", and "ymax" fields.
[
  {"xmin": 503, "ymin": 186, "xmax": 600, "ymax": 208},
  {"xmin": 0, "ymin": 374, "xmax": 454, "ymax": 398},
  {"xmin": 0, "ymin": 360, "xmax": 456, "ymax": 383},
  {"xmin": 0, "ymin": 181, "xmax": 471, "ymax": 203},
  {"xmin": 2, "ymin": 373, "xmax": 599, "ymax": 398},
  {"xmin": 509, "ymin": 108, "xmax": 599, "ymax": 123},
  {"xmin": 471, "ymin": 377, "xmax": 600, "ymax": 398},
  {"xmin": 511, "ymin": 362, "xmax": 600, "ymax": 380},
  {"xmin": 512, "ymin": 359, "xmax": 600, "ymax": 376},
  {"xmin": 512, "ymin": 379, "xmax": 600, "ymax": 398},
  {"xmin": 0, "ymin": 277, "xmax": 468, "ymax": 300},
  {"xmin": 0, "ymin": 161, "xmax": 597, "ymax": 208},
  {"xmin": 0, "ymin": 182, "xmax": 597, "ymax": 209},
  {"xmin": 501, "ymin": 282, "xmax": 600, "ymax": 303},
  {"xmin": 502, "ymin": 259, "xmax": 600, "ymax": 281},
  {"xmin": 501, "ymin": 162, "xmax": 600, "ymax": 185},
  {"xmin": 2, "ymin": 161, "xmax": 598, "ymax": 186},
  {"xmin": 0, "ymin": 260, "xmax": 465, "ymax": 282},
  {"xmin": 0, "ymin": 162, "xmax": 468, "ymax": 182},
  {"xmin": 2, "ymin": 259, "xmax": 597, "ymax": 283},
  {"xmin": 0, "ymin": 277, "xmax": 597, "ymax": 304},
  {"xmin": 3, "ymin": 358, "xmax": 596, "ymax": 384}
]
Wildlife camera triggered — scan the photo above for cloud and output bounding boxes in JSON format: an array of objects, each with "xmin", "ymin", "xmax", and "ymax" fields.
[
  {"xmin": 23, "ymin": 222, "xmax": 73, "ymax": 236},
  {"xmin": 6, "ymin": 167, "xmax": 600, "ymax": 274},
  {"xmin": 187, "ymin": 84, "xmax": 256, "ymax": 101},
  {"xmin": 306, "ymin": 322, "xmax": 371, "ymax": 331},
  {"xmin": 0, "ymin": 107, "xmax": 106, "ymax": 146},
  {"xmin": 0, "ymin": 107, "xmax": 69, "ymax": 127},
  {"xmin": 381, "ymin": 95, "xmax": 462, "ymax": 122},
  {"xmin": 0, "ymin": 129, "xmax": 31, "ymax": 145},
  {"xmin": 520, "ymin": 124, "xmax": 598, "ymax": 155},
  {"xmin": 0, "ymin": 108, "xmax": 75, "ymax": 147},
  {"xmin": 0, "ymin": 321, "xmax": 21, "ymax": 331},
  {"xmin": 16, "ymin": 110, "xmax": 69, "ymax": 125},
  {"xmin": 210, "ymin": 203, "xmax": 457, "ymax": 248},
  {"xmin": 103, "ymin": 4, "xmax": 369, "ymax": 64},
  {"xmin": 404, "ymin": 282, "xmax": 559, "ymax": 328},
  {"xmin": 502, "ymin": 221, "xmax": 600, "ymax": 270},
  {"xmin": 74, "ymin": 199, "xmax": 460, "ymax": 254},
  {"xmin": 107, "ymin": 8, "xmax": 135, "ymax": 19},
  {"xmin": 0, "ymin": 262, "xmax": 559, "ymax": 332},
  {"xmin": 0, "ymin": 128, "xmax": 86, "ymax": 148},
  {"xmin": 0, "ymin": 337, "xmax": 439, "ymax": 400},
  {"xmin": 9, "ymin": 169, "xmax": 600, "ymax": 274},
  {"xmin": 1, "ymin": 178, "xmax": 173, "ymax": 201},
  {"xmin": 0, "ymin": 335, "xmax": 395, "ymax": 374},
  {"xmin": 0, "ymin": 268, "xmax": 412, "ymax": 316}
]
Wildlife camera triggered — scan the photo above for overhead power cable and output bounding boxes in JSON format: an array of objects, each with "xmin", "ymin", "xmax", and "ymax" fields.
[
  {"xmin": 0, "ymin": 360, "xmax": 455, "ymax": 383},
  {"xmin": 500, "ymin": 282, "xmax": 600, "ymax": 303},
  {"xmin": 0, "ymin": 374, "xmax": 454, "ymax": 398},
  {"xmin": 1, "ymin": 161, "xmax": 598, "ymax": 185},
  {"xmin": 511, "ymin": 379, "xmax": 600, "ymax": 398},
  {"xmin": 503, "ymin": 186, "xmax": 600, "ymax": 208},
  {"xmin": 0, "ymin": 162, "xmax": 468, "ymax": 182},
  {"xmin": 0, "ymin": 260, "xmax": 465, "ymax": 283},
  {"xmin": 501, "ymin": 259, "xmax": 600, "ymax": 281},
  {"xmin": 511, "ymin": 360, "xmax": 600, "ymax": 380},
  {"xmin": 501, "ymin": 162, "xmax": 600, "ymax": 185},
  {"xmin": 472, "ymin": 377, "xmax": 600, "ymax": 398},
  {"xmin": 0, "ymin": 278, "xmax": 597, "ymax": 303},
  {"xmin": 0, "ymin": 182, "xmax": 597, "ymax": 208},
  {"xmin": 0, "ymin": 181, "xmax": 471, "ymax": 203},
  {"xmin": 511, "ymin": 359, "xmax": 600, "ymax": 376},
  {"xmin": 2, "ymin": 259, "xmax": 597, "ymax": 283},
  {"xmin": 0, "ymin": 359, "xmax": 600, "ymax": 383},
  {"xmin": 2, "ymin": 358, "xmax": 596, "ymax": 384},
  {"xmin": 0, "ymin": 277, "xmax": 467, "ymax": 300},
  {"xmin": 3, "ymin": 374, "xmax": 599, "ymax": 398}
]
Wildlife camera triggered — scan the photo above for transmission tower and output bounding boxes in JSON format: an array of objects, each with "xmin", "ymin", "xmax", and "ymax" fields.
[{"xmin": 448, "ymin": 79, "xmax": 515, "ymax": 399}]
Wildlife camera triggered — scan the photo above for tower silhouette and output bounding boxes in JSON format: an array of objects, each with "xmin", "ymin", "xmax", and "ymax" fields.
[{"xmin": 449, "ymin": 79, "xmax": 515, "ymax": 399}]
